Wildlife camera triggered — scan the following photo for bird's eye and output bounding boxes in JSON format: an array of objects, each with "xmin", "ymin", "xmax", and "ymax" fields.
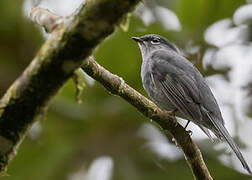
[{"xmin": 150, "ymin": 39, "xmax": 160, "ymax": 44}]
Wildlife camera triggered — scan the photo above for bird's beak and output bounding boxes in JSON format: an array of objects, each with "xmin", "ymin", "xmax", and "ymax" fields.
[{"xmin": 132, "ymin": 37, "xmax": 143, "ymax": 43}]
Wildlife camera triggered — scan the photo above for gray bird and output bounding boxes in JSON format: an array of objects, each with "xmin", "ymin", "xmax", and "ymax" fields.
[{"xmin": 132, "ymin": 34, "xmax": 251, "ymax": 174}]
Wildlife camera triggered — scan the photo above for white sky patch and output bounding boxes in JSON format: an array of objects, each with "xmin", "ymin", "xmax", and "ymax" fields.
[
  {"xmin": 204, "ymin": 18, "xmax": 249, "ymax": 47},
  {"xmin": 69, "ymin": 156, "xmax": 114, "ymax": 180},
  {"xmin": 138, "ymin": 123, "xmax": 182, "ymax": 161},
  {"xmin": 136, "ymin": 4, "xmax": 155, "ymax": 26},
  {"xmin": 135, "ymin": 4, "xmax": 181, "ymax": 31},
  {"xmin": 23, "ymin": 0, "xmax": 85, "ymax": 17},
  {"xmin": 154, "ymin": 5, "xmax": 182, "ymax": 31},
  {"xmin": 29, "ymin": 121, "xmax": 42, "ymax": 140},
  {"xmin": 78, "ymin": 68, "xmax": 95, "ymax": 86},
  {"xmin": 86, "ymin": 157, "xmax": 114, "ymax": 180},
  {"xmin": 23, "ymin": 0, "xmax": 86, "ymax": 38},
  {"xmin": 206, "ymin": 75, "xmax": 236, "ymax": 134},
  {"xmin": 23, "ymin": 0, "xmax": 34, "ymax": 17},
  {"xmin": 233, "ymin": 4, "xmax": 252, "ymax": 25},
  {"xmin": 202, "ymin": 48, "xmax": 217, "ymax": 70}
]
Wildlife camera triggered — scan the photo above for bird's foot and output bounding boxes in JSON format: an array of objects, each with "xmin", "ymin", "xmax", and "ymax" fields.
[
  {"xmin": 187, "ymin": 130, "xmax": 193, "ymax": 136},
  {"xmin": 184, "ymin": 120, "xmax": 190, "ymax": 130},
  {"xmin": 183, "ymin": 121, "xmax": 193, "ymax": 135}
]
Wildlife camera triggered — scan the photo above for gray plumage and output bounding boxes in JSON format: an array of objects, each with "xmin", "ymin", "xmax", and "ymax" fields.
[{"xmin": 132, "ymin": 34, "xmax": 251, "ymax": 174}]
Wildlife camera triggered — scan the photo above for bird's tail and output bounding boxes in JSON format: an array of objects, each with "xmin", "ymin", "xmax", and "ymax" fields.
[{"xmin": 207, "ymin": 114, "xmax": 252, "ymax": 175}]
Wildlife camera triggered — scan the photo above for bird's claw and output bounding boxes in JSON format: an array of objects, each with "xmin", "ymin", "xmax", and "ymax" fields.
[{"xmin": 187, "ymin": 130, "xmax": 193, "ymax": 136}]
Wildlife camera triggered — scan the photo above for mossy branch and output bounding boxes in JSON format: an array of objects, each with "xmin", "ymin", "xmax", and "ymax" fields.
[{"xmin": 0, "ymin": 0, "xmax": 140, "ymax": 173}]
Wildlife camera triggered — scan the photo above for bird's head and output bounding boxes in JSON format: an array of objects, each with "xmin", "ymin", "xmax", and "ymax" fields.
[{"xmin": 132, "ymin": 34, "xmax": 180, "ymax": 57}]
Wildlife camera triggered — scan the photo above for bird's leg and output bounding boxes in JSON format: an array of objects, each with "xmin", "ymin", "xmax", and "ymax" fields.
[
  {"xmin": 184, "ymin": 120, "xmax": 192, "ymax": 135},
  {"xmin": 187, "ymin": 130, "xmax": 193, "ymax": 136},
  {"xmin": 184, "ymin": 120, "xmax": 190, "ymax": 129},
  {"xmin": 166, "ymin": 109, "xmax": 178, "ymax": 126}
]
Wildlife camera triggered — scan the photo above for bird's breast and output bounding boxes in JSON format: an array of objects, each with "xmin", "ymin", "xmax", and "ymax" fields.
[{"xmin": 141, "ymin": 71, "xmax": 175, "ymax": 111}]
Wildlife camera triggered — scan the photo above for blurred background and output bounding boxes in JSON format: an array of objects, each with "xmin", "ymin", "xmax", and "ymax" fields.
[{"xmin": 0, "ymin": 0, "xmax": 252, "ymax": 179}]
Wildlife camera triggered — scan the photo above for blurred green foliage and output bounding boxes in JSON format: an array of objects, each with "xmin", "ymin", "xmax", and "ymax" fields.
[{"xmin": 0, "ymin": 0, "xmax": 251, "ymax": 179}]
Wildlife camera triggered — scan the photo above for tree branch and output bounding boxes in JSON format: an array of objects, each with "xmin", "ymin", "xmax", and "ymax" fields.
[
  {"xmin": 81, "ymin": 57, "xmax": 213, "ymax": 180},
  {"xmin": 0, "ymin": 0, "xmax": 213, "ymax": 179},
  {"xmin": 0, "ymin": 0, "xmax": 140, "ymax": 173}
]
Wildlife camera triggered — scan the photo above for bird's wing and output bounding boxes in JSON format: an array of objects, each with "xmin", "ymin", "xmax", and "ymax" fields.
[{"xmin": 150, "ymin": 53, "xmax": 203, "ymax": 123}]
